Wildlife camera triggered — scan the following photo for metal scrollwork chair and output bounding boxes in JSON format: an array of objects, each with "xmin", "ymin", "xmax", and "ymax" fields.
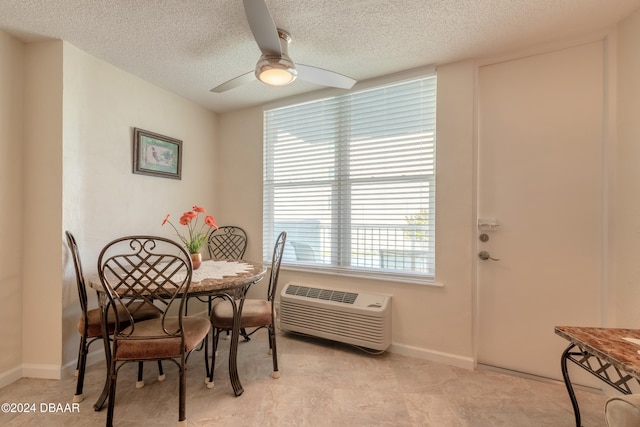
[
  {"xmin": 207, "ymin": 226, "xmax": 248, "ymax": 260},
  {"xmin": 185, "ymin": 226, "xmax": 248, "ymax": 317},
  {"xmin": 97, "ymin": 236, "xmax": 211, "ymax": 427},
  {"xmin": 65, "ymin": 231, "xmax": 162, "ymax": 404},
  {"xmin": 209, "ymin": 231, "xmax": 286, "ymax": 384}
]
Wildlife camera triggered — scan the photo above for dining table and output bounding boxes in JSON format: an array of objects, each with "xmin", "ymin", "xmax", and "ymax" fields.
[{"xmin": 89, "ymin": 259, "xmax": 267, "ymax": 411}]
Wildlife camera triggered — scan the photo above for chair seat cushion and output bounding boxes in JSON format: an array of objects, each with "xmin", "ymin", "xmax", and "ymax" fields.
[
  {"xmin": 211, "ymin": 299, "xmax": 272, "ymax": 329},
  {"xmin": 115, "ymin": 316, "xmax": 211, "ymax": 360},
  {"xmin": 78, "ymin": 302, "xmax": 160, "ymax": 337},
  {"xmin": 605, "ymin": 395, "xmax": 640, "ymax": 427}
]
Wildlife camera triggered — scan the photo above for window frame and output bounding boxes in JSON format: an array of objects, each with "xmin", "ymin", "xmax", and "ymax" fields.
[{"xmin": 263, "ymin": 71, "xmax": 437, "ymax": 284}]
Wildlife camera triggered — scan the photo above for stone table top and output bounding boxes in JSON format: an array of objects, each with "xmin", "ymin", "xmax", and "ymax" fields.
[
  {"xmin": 187, "ymin": 260, "xmax": 267, "ymax": 294},
  {"xmin": 90, "ymin": 260, "xmax": 267, "ymax": 296},
  {"xmin": 555, "ymin": 326, "xmax": 640, "ymax": 379}
]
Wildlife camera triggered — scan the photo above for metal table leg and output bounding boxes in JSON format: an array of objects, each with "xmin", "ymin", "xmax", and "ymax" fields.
[
  {"xmin": 560, "ymin": 343, "xmax": 582, "ymax": 427},
  {"xmin": 228, "ymin": 296, "xmax": 245, "ymax": 396},
  {"xmin": 206, "ymin": 292, "xmax": 245, "ymax": 396},
  {"xmin": 560, "ymin": 340, "xmax": 640, "ymax": 427},
  {"xmin": 94, "ymin": 296, "xmax": 111, "ymax": 411}
]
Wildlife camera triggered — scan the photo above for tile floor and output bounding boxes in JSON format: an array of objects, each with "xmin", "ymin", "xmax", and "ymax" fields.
[{"xmin": 0, "ymin": 331, "xmax": 609, "ymax": 426}]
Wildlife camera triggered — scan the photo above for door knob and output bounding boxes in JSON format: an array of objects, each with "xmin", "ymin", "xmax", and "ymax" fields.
[{"xmin": 478, "ymin": 250, "xmax": 500, "ymax": 261}]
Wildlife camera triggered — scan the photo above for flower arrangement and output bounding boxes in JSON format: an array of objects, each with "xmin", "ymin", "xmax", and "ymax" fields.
[{"xmin": 162, "ymin": 205, "xmax": 218, "ymax": 254}]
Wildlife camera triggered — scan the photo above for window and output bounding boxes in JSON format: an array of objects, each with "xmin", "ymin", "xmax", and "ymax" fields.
[{"xmin": 263, "ymin": 74, "xmax": 436, "ymax": 282}]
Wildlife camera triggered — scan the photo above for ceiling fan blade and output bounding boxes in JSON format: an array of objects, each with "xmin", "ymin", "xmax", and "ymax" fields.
[
  {"xmin": 210, "ymin": 71, "xmax": 255, "ymax": 93},
  {"xmin": 296, "ymin": 64, "xmax": 357, "ymax": 89},
  {"xmin": 243, "ymin": 0, "xmax": 282, "ymax": 56}
]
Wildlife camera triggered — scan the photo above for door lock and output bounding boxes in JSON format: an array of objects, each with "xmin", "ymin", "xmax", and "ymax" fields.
[{"xmin": 478, "ymin": 250, "xmax": 500, "ymax": 261}]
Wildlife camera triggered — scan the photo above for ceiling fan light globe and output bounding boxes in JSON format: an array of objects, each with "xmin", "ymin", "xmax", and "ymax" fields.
[
  {"xmin": 259, "ymin": 68, "xmax": 296, "ymax": 86},
  {"xmin": 255, "ymin": 56, "xmax": 297, "ymax": 86}
]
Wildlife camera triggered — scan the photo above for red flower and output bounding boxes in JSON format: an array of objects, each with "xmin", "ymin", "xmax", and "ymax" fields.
[
  {"xmin": 205, "ymin": 215, "xmax": 218, "ymax": 229},
  {"xmin": 162, "ymin": 205, "xmax": 218, "ymax": 254},
  {"xmin": 179, "ymin": 214, "xmax": 193, "ymax": 225}
]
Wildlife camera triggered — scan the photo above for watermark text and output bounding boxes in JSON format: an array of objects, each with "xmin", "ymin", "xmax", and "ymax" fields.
[{"xmin": 1, "ymin": 402, "xmax": 80, "ymax": 413}]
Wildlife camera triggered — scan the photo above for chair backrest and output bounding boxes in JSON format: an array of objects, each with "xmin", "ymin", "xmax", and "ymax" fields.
[
  {"xmin": 207, "ymin": 226, "xmax": 248, "ymax": 260},
  {"xmin": 267, "ymin": 231, "xmax": 287, "ymax": 303},
  {"xmin": 97, "ymin": 236, "xmax": 192, "ymax": 337},
  {"xmin": 66, "ymin": 231, "xmax": 89, "ymax": 318}
]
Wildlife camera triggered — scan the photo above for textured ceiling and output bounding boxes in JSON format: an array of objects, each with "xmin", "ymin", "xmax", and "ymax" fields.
[{"xmin": 1, "ymin": 0, "xmax": 639, "ymax": 113}]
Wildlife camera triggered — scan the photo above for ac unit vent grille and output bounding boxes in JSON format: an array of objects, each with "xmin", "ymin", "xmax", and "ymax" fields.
[
  {"xmin": 280, "ymin": 283, "xmax": 391, "ymax": 351},
  {"xmin": 285, "ymin": 284, "xmax": 358, "ymax": 305}
]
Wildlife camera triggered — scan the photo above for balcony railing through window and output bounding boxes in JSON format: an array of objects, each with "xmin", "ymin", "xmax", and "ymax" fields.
[{"xmin": 283, "ymin": 224, "xmax": 433, "ymax": 275}]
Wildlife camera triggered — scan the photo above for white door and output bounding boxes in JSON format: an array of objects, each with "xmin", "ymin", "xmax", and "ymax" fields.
[{"xmin": 477, "ymin": 41, "xmax": 605, "ymax": 381}]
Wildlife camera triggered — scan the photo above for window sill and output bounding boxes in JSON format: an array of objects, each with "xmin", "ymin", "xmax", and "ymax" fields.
[{"xmin": 279, "ymin": 263, "xmax": 444, "ymax": 288}]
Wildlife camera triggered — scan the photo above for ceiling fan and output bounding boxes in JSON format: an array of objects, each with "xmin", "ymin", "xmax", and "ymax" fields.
[{"xmin": 210, "ymin": 0, "xmax": 357, "ymax": 93}]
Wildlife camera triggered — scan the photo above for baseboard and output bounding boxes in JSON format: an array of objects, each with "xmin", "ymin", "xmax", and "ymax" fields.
[
  {"xmin": 389, "ymin": 342, "xmax": 475, "ymax": 370},
  {"xmin": 0, "ymin": 366, "xmax": 23, "ymax": 389},
  {"xmin": 60, "ymin": 348, "xmax": 106, "ymax": 378},
  {"xmin": 0, "ymin": 364, "xmax": 62, "ymax": 386},
  {"xmin": 477, "ymin": 363, "xmax": 611, "ymax": 395},
  {"xmin": 0, "ymin": 347, "xmax": 108, "ymax": 387},
  {"xmin": 21, "ymin": 363, "xmax": 61, "ymax": 380}
]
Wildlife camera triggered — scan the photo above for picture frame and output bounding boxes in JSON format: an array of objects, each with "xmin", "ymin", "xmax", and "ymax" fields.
[{"xmin": 132, "ymin": 128, "xmax": 182, "ymax": 180}]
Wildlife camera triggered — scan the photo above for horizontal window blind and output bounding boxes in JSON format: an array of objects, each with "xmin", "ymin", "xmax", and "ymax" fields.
[{"xmin": 263, "ymin": 74, "xmax": 436, "ymax": 281}]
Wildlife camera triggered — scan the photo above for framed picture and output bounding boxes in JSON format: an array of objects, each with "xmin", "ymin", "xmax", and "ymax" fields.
[{"xmin": 132, "ymin": 128, "xmax": 182, "ymax": 180}]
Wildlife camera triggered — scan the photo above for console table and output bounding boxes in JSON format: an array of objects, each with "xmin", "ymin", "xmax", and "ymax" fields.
[{"xmin": 555, "ymin": 326, "xmax": 640, "ymax": 427}]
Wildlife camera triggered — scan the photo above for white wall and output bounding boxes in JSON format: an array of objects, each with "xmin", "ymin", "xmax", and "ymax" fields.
[
  {"xmin": 58, "ymin": 43, "xmax": 219, "ymax": 375},
  {"xmin": 0, "ymin": 30, "xmax": 24, "ymax": 385},
  {"xmin": 615, "ymin": 8, "xmax": 640, "ymax": 327},
  {"xmin": 216, "ymin": 106, "xmax": 265, "ymax": 262},
  {"xmin": 217, "ymin": 62, "xmax": 477, "ymax": 367},
  {"xmin": 3, "ymin": 4, "xmax": 640, "ymax": 384},
  {"xmin": 215, "ymin": 11, "xmax": 640, "ymax": 367},
  {"xmin": 22, "ymin": 40, "xmax": 64, "ymax": 378},
  {"xmin": 1, "ymin": 38, "xmax": 220, "ymax": 381}
]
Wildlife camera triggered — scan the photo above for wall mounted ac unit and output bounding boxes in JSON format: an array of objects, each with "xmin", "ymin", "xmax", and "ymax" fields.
[{"xmin": 279, "ymin": 283, "xmax": 391, "ymax": 351}]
